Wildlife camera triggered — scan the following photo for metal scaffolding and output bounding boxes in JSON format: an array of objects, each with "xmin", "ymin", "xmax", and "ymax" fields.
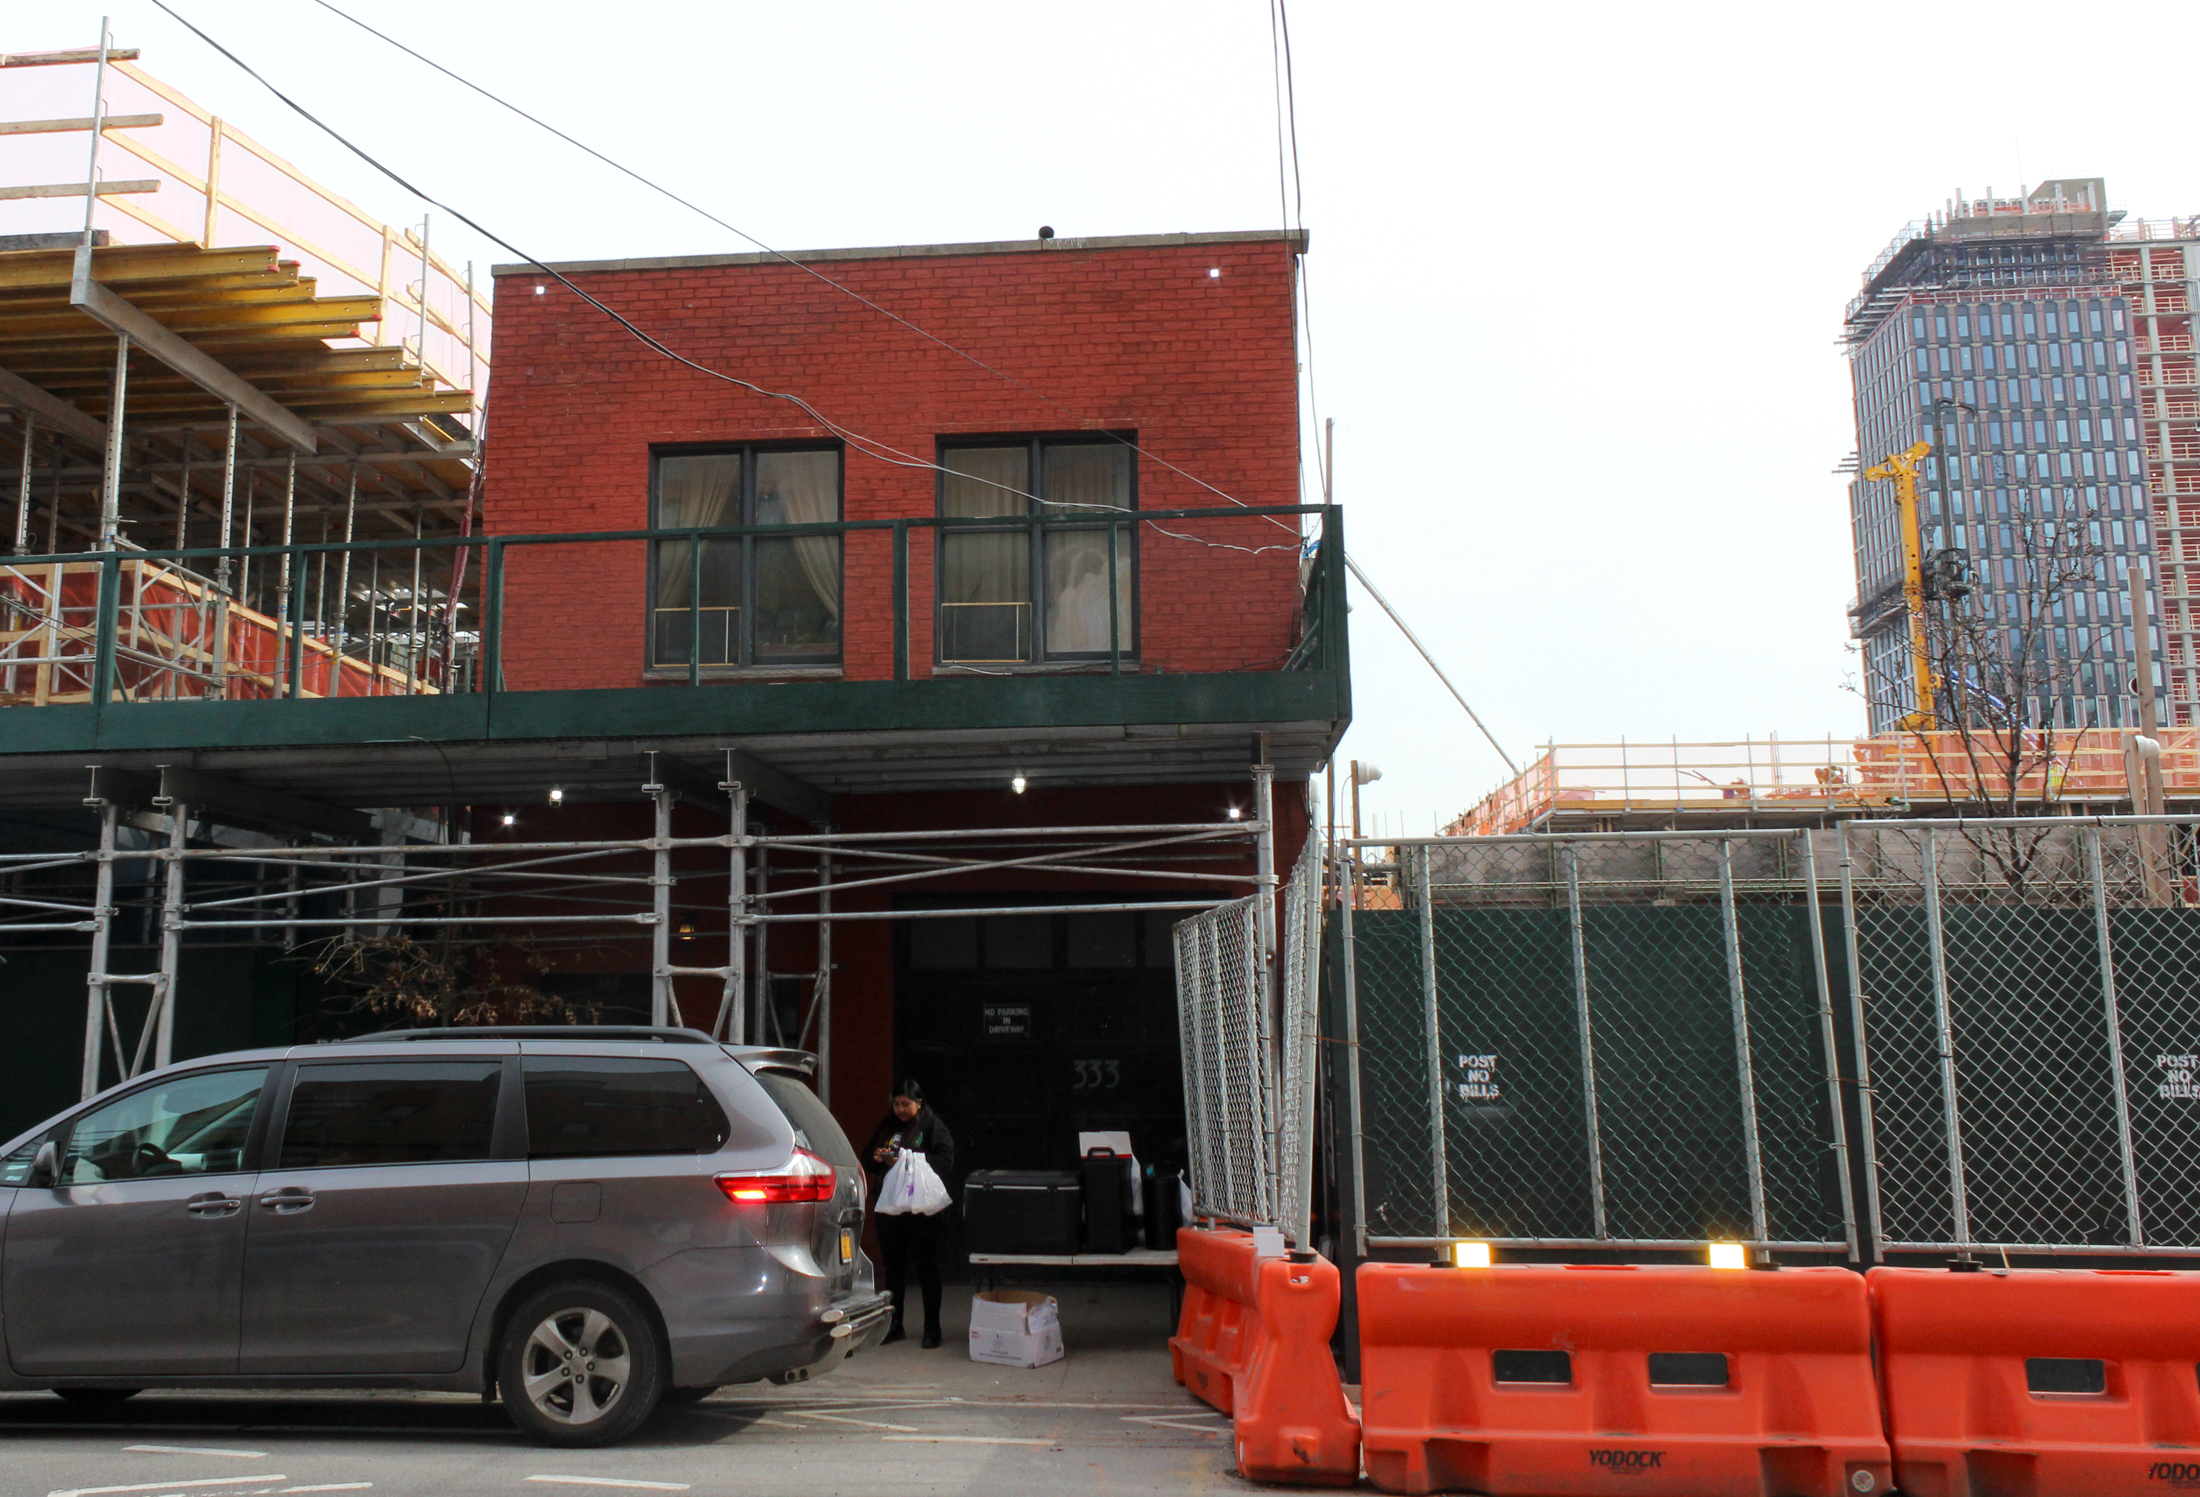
[{"xmin": 4, "ymin": 756, "xmax": 1275, "ymax": 1102}]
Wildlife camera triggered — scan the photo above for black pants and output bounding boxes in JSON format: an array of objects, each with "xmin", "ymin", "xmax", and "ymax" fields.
[{"xmin": 876, "ymin": 1212, "xmax": 943, "ymax": 1332}]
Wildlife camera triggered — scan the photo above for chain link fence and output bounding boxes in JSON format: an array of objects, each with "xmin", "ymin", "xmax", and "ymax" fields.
[
  {"xmin": 1342, "ymin": 831, "xmax": 1855, "ymax": 1252},
  {"xmin": 1174, "ymin": 837, "xmax": 1322, "ymax": 1245},
  {"xmin": 1842, "ymin": 817, "xmax": 2200, "ymax": 1254}
]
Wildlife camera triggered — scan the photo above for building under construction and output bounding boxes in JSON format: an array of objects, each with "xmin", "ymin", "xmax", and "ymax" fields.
[
  {"xmin": 0, "ymin": 41, "xmax": 1348, "ymax": 1191},
  {"xmin": 1844, "ymin": 178, "xmax": 2200, "ymax": 734}
]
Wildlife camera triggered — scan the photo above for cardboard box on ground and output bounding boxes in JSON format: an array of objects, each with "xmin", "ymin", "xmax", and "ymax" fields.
[{"xmin": 968, "ymin": 1290, "xmax": 1065, "ymax": 1368}]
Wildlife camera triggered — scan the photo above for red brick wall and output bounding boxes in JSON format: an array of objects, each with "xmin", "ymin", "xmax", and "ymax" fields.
[{"xmin": 483, "ymin": 238, "xmax": 1305, "ymax": 689}]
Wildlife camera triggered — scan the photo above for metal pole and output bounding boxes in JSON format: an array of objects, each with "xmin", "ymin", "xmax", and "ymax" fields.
[
  {"xmin": 1921, "ymin": 826, "xmax": 1971, "ymax": 1250},
  {"xmin": 405, "ymin": 511, "xmax": 423, "ymax": 695},
  {"xmin": 216, "ymin": 405, "xmax": 237, "ymax": 596},
  {"xmin": 1339, "ymin": 837, "xmax": 1368, "ymax": 1255},
  {"xmin": 1252, "ymin": 752, "xmax": 1279, "ymax": 1188},
  {"xmin": 714, "ymin": 756, "xmax": 748, "ymax": 1043},
  {"xmin": 81, "ymin": 18, "xmax": 113, "ymax": 242},
  {"xmin": 1719, "ymin": 838, "xmax": 1770, "ymax": 1246},
  {"xmin": 100, "ymin": 333, "xmax": 128, "ymax": 549},
  {"xmin": 14, "ymin": 412, "xmax": 34, "ymax": 552},
  {"xmin": 1415, "ymin": 844, "xmax": 1450, "ymax": 1241},
  {"xmin": 755, "ymin": 839, "xmax": 772, "ymax": 1043},
  {"xmin": 332, "ymin": 464, "xmax": 357, "ymax": 694},
  {"xmin": 1801, "ymin": 829, "xmax": 1861, "ymax": 1260},
  {"xmin": 1839, "ymin": 823, "xmax": 1888, "ymax": 1258},
  {"xmin": 81, "ymin": 796, "xmax": 118, "ymax": 1100},
  {"xmin": 1565, "ymin": 844, "xmax": 1608, "ymax": 1239},
  {"xmin": 277, "ymin": 453, "xmax": 295, "ymax": 695},
  {"xmin": 647, "ymin": 764, "xmax": 675, "ymax": 1028},
  {"xmin": 2087, "ymin": 826, "xmax": 2146, "ymax": 1247},
  {"xmin": 1107, "ymin": 519, "xmax": 1121, "ymax": 675},
  {"xmin": 239, "ymin": 470, "xmax": 255, "ymax": 608},
  {"xmin": 153, "ymin": 800, "xmax": 188, "ymax": 1072},
  {"xmin": 815, "ymin": 848, "xmax": 832, "ymax": 1105},
  {"xmin": 174, "ymin": 428, "xmax": 192, "ymax": 554}
]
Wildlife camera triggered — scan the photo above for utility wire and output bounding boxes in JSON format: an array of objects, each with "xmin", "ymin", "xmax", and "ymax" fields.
[
  {"xmin": 1346, "ymin": 555, "xmax": 1518, "ymax": 776},
  {"xmin": 306, "ymin": 0, "xmax": 1293, "ymax": 539}
]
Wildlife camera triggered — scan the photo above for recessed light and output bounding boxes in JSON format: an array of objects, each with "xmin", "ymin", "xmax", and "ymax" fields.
[
  {"xmin": 501, "ymin": 813, "xmax": 515, "ymax": 826},
  {"xmin": 1011, "ymin": 775, "xmax": 1027, "ymax": 795},
  {"xmin": 548, "ymin": 788, "xmax": 564, "ymax": 804}
]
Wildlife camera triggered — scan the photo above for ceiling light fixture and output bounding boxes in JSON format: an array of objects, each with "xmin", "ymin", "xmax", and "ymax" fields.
[
  {"xmin": 548, "ymin": 788, "xmax": 564, "ymax": 805},
  {"xmin": 1011, "ymin": 775, "xmax": 1027, "ymax": 795}
]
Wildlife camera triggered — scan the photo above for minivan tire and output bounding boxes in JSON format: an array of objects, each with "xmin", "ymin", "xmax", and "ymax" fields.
[{"xmin": 498, "ymin": 1281, "xmax": 665, "ymax": 1447}]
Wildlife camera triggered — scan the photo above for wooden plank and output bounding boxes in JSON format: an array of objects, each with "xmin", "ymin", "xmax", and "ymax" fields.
[
  {"xmin": 0, "ymin": 113, "xmax": 162, "ymax": 135},
  {"xmin": 0, "ymin": 180, "xmax": 159, "ymax": 201},
  {"xmin": 0, "ymin": 247, "xmax": 281, "ymax": 291},
  {"xmin": 69, "ymin": 259, "xmax": 317, "ymax": 454},
  {"xmin": 0, "ymin": 48, "xmax": 142, "ymax": 67},
  {"xmin": 0, "ymin": 364, "xmax": 106, "ymax": 446}
]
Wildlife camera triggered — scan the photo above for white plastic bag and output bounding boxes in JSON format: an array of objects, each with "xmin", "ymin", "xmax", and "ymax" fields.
[{"xmin": 875, "ymin": 1148, "xmax": 952, "ymax": 1216}]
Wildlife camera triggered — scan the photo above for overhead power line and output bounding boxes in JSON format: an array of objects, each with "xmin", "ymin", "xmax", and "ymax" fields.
[{"xmin": 304, "ymin": 0, "xmax": 1294, "ymax": 541}]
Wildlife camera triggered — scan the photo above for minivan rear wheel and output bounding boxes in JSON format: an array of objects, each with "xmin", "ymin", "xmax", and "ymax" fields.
[{"xmin": 498, "ymin": 1281, "xmax": 664, "ymax": 1447}]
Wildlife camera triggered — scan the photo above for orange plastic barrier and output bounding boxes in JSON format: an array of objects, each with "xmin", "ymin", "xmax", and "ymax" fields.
[
  {"xmin": 1357, "ymin": 1263, "xmax": 1891, "ymax": 1497},
  {"xmin": 1170, "ymin": 1228, "xmax": 1360, "ymax": 1485},
  {"xmin": 1171, "ymin": 1227, "xmax": 1260, "ymax": 1413},
  {"xmin": 1233, "ymin": 1250, "xmax": 1360, "ymax": 1485},
  {"xmin": 1871, "ymin": 1266, "xmax": 2200, "ymax": 1497}
]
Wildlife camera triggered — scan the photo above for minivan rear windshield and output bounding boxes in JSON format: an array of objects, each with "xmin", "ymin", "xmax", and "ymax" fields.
[{"xmin": 750, "ymin": 1070, "xmax": 859, "ymax": 1172}]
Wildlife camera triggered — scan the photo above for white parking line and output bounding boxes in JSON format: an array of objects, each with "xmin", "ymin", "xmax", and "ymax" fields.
[
  {"xmin": 775, "ymin": 1410, "xmax": 921, "ymax": 1432},
  {"xmin": 277, "ymin": 1486, "xmax": 374, "ymax": 1493},
  {"xmin": 524, "ymin": 1479, "xmax": 691, "ymax": 1493},
  {"xmin": 882, "ymin": 1435, "xmax": 1056, "ymax": 1446},
  {"xmin": 48, "ymin": 1478, "xmax": 288, "ymax": 1497},
  {"xmin": 123, "ymin": 1445, "xmax": 270, "ymax": 1459}
]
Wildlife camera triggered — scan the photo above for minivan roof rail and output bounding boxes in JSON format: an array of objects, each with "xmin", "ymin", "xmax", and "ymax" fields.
[
  {"xmin": 724, "ymin": 1046, "xmax": 819, "ymax": 1076},
  {"xmin": 341, "ymin": 1025, "xmax": 718, "ymax": 1044}
]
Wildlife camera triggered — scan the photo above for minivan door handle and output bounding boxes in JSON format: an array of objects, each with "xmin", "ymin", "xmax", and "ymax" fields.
[
  {"xmin": 185, "ymin": 1192, "xmax": 241, "ymax": 1218},
  {"xmin": 257, "ymin": 1187, "xmax": 315, "ymax": 1215}
]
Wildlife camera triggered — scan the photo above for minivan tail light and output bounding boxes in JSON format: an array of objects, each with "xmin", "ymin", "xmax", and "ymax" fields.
[{"xmin": 716, "ymin": 1147, "xmax": 836, "ymax": 1204}]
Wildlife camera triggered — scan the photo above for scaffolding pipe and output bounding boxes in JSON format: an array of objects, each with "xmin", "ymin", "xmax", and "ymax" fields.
[
  {"xmin": 332, "ymin": 464, "xmax": 356, "ymax": 696},
  {"xmin": 816, "ymin": 847, "xmax": 832, "ymax": 1104},
  {"xmin": 215, "ymin": 405, "xmax": 238, "ymax": 596},
  {"xmin": 15, "ymin": 412, "xmax": 34, "ymax": 552},
  {"xmin": 754, "ymin": 838, "xmax": 771, "ymax": 1043},
  {"xmin": 716, "ymin": 764, "xmax": 750, "ymax": 1044},
  {"xmin": 276, "ymin": 454, "xmax": 295, "ymax": 695},
  {"xmin": 99, "ymin": 333, "xmax": 128, "ymax": 550},
  {"xmin": 153, "ymin": 802, "xmax": 188, "ymax": 1071},
  {"xmin": 80, "ymin": 796, "xmax": 118, "ymax": 1101},
  {"xmin": 647, "ymin": 769, "xmax": 677, "ymax": 1027}
]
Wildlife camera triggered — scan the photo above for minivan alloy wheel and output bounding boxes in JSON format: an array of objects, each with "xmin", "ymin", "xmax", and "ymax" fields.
[{"xmin": 522, "ymin": 1307, "xmax": 632, "ymax": 1424}]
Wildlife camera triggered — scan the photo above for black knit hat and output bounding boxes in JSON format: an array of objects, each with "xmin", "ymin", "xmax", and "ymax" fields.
[{"xmin": 893, "ymin": 1077, "xmax": 925, "ymax": 1103}]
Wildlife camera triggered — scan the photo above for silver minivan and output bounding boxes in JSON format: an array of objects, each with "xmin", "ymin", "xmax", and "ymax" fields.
[{"xmin": 0, "ymin": 1026, "xmax": 892, "ymax": 1446}]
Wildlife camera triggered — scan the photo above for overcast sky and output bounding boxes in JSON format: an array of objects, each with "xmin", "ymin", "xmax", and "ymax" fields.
[{"xmin": 12, "ymin": 1, "xmax": 2200, "ymax": 834}]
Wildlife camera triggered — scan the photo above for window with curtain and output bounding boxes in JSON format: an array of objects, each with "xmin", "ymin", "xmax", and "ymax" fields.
[
  {"xmin": 652, "ymin": 445, "xmax": 841, "ymax": 669},
  {"xmin": 937, "ymin": 436, "xmax": 1134, "ymax": 664}
]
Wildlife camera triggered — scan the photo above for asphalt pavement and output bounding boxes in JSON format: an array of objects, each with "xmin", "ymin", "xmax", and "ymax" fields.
[{"xmin": 2, "ymin": 1282, "xmax": 1336, "ymax": 1497}]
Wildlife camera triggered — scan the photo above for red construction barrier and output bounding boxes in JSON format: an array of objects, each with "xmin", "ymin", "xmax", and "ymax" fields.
[
  {"xmin": 1233, "ymin": 1250, "xmax": 1360, "ymax": 1485},
  {"xmin": 1171, "ymin": 1227, "xmax": 1259, "ymax": 1413},
  {"xmin": 1358, "ymin": 1263, "xmax": 1891, "ymax": 1497},
  {"xmin": 1871, "ymin": 1266, "xmax": 2200, "ymax": 1497},
  {"xmin": 1170, "ymin": 1228, "xmax": 1360, "ymax": 1484}
]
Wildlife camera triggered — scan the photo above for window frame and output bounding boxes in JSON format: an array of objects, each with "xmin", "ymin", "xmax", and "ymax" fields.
[
  {"xmin": 51, "ymin": 1063, "xmax": 278, "ymax": 1183},
  {"xmin": 646, "ymin": 441, "xmax": 847, "ymax": 673},
  {"xmin": 932, "ymin": 432, "xmax": 1140, "ymax": 665},
  {"xmin": 261, "ymin": 1054, "xmax": 525, "ymax": 1172}
]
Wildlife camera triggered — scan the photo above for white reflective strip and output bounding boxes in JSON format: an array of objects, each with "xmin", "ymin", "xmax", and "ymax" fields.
[{"xmin": 524, "ymin": 1480, "xmax": 690, "ymax": 1493}]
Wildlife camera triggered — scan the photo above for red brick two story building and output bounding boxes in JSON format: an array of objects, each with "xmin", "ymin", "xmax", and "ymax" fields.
[{"xmin": 475, "ymin": 228, "xmax": 1344, "ymax": 1173}]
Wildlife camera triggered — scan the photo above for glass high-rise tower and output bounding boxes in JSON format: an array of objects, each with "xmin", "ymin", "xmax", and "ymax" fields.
[{"xmin": 1844, "ymin": 179, "xmax": 2199, "ymax": 734}]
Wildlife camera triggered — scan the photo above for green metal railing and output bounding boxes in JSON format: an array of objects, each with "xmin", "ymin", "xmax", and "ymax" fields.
[{"xmin": 0, "ymin": 503, "xmax": 1341, "ymax": 709}]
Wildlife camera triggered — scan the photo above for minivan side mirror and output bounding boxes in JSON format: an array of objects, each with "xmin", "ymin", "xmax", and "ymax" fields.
[{"xmin": 27, "ymin": 1140, "xmax": 57, "ymax": 1189}]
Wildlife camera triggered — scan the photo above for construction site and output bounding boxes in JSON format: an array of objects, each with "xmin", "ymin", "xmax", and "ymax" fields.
[{"xmin": 10, "ymin": 20, "xmax": 2200, "ymax": 1497}]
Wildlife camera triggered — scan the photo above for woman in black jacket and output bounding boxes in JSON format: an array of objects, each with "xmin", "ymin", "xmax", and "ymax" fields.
[{"xmin": 862, "ymin": 1078, "xmax": 957, "ymax": 1347}]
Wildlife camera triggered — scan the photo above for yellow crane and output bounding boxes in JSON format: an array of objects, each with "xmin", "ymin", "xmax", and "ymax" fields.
[{"xmin": 1864, "ymin": 439, "xmax": 1937, "ymax": 730}]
